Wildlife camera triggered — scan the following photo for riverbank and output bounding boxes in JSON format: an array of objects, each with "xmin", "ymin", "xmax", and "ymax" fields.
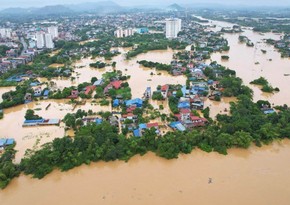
[{"xmin": 1, "ymin": 139, "xmax": 290, "ymax": 205}]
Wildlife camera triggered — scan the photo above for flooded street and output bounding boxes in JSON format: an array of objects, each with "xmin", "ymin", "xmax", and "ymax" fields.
[
  {"xmin": 1, "ymin": 140, "xmax": 290, "ymax": 205},
  {"xmin": 112, "ymin": 48, "xmax": 186, "ymax": 98}
]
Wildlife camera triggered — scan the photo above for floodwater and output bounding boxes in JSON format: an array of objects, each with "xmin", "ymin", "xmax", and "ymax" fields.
[
  {"xmin": 200, "ymin": 17, "xmax": 290, "ymax": 105},
  {"xmin": 0, "ymin": 86, "xmax": 15, "ymax": 103},
  {"xmin": 1, "ymin": 16, "xmax": 290, "ymax": 204},
  {"xmin": 0, "ymin": 99, "xmax": 111, "ymax": 162},
  {"xmin": 204, "ymin": 97, "xmax": 237, "ymax": 118},
  {"xmin": 1, "ymin": 140, "xmax": 290, "ymax": 205},
  {"xmin": 112, "ymin": 48, "xmax": 186, "ymax": 98}
]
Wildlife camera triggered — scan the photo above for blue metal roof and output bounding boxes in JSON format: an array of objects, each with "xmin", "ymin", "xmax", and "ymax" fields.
[
  {"xmin": 139, "ymin": 123, "xmax": 147, "ymax": 129},
  {"xmin": 126, "ymin": 98, "xmax": 143, "ymax": 107},
  {"xmin": 170, "ymin": 122, "xmax": 186, "ymax": 132},
  {"xmin": 175, "ymin": 123, "xmax": 186, "ymax": 132},
  {"xmin": 178, "ymin": 102, "xmax": 190, "ymax": 109},
  {"xmin": 5, "ymin": 138, "xmax": 15, "ymax": 145},
  {"xmin": 43, "ymin": 90, "xmax": 50, "ymax": 96},
  {"xmin": 24, "ymin": 119, "xmax": 44, "ymax": 124},
  {"xmin": 113, "ymin": 99, "xmax": 119, "ymax": 107},
  {"xmin": 0, "ymin": 139, "xmax": 6, "ymax": 147},
  {"xmin": 133, "ymin": 129, "xmax": 141, "ymax": 137},
  {"xmin": 95, "ymin": 118, "xmax": 103, "ymax": 124}
]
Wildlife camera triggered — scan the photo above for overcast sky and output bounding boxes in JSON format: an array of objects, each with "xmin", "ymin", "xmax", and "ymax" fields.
[{"xmin": 0, "ymin": 0, "xmax": 289, "ymax": 9}]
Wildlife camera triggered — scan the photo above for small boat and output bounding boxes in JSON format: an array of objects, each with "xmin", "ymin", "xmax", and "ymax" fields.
[{"xmin": 284, "ymin": 74, "xmax": 290, "ymax": 76}]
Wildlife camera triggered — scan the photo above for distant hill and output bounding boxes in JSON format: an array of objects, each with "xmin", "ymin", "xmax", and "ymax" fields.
[
  {"xmin": 37, "ymin": 5, "xmax": 73, "ymax": 15},
  {"xmin": 0, "ymin": 1, "xmax": 123, "ymax": 16},
  {"xmin": 1, "ymin": 5, "xmax": 73, "ymax": 15},
  {"xmin": 166, "ymin": 3, "xmax": 185, "ymax": 11},
  {"xmin": 69, "ymin": 1, "xmax": 122, "ymax": 12},
  {"xmin": 1, "ymin": 7, "xmax": 34, "ymax": 15}
]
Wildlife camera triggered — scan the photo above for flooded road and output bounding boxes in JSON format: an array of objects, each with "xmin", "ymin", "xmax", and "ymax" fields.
[{"xmin": 1, "ymin": 140, "xmax": 290, "ymax": 205}]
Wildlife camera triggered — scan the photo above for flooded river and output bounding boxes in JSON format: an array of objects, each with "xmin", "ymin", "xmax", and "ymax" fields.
[
  {"xmin": 1, "ymin": 140, "xmax": 290, "ymax": 205},
  {"xmin": 201, "ymin": 18, "xmax": 290, "ymax": 105},
  {"xmin": 0, "ymin": 16, "xmax": 290, "ymax": 204}
]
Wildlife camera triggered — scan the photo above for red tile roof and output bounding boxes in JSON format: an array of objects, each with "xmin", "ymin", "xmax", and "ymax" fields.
[
  {"xmin": 110, "ymin": 81, "xmax": 122, "ymax": 89},
  {"xmin": 180, "ymin": 108, "xmax": 191, "ymax": 114},
  {"xmin": 85, "ymin": 85, "xmax": 96, "ymax": 95},
  {"xmin": 147, "ymin": 122, "xmax": 159, "ymax": 128},
  {"xmin": 161, "ymin": 85, "xmax": 169, "ymax": 91}
]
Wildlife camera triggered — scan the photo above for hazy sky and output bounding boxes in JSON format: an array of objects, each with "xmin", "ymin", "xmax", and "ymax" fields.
[{"xmin": 0, "ymin": 0, "xmax": 289, "ymax": 8}]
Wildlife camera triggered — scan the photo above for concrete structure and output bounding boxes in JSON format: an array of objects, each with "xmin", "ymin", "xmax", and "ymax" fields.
[
  {"xmin": 47, "ymin": 26, "xmax": 59, "ymax": 39},
  {"xmin": 114, "ymin": 28, "xmax": 135, "ymax": 38},
  {"xmin": 36, "ymin": 32, "xmax": 45, "ymax": 48},
  {"xmin": 44, "ymin": 33, "xmax": 54, "ymax": 49},
  {"xmin": 0, "ymin": 28, "xmax": 12, "ymax": 38},
  {"xmin": 165, "ymin": 18, "xmax": 182, "ymax": 39}
]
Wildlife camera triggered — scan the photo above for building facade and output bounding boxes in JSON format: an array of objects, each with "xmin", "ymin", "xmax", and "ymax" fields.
[
  {"xmin": 165, "ymin": 18, "xmax": 182, "ymax": 39},
  {"xmin": 114, "ymin": 28, "xmax": 135, "ymax": 38},
  {"xmin": 47, "ymin": 26, "xmax": 59, "ymax": 39}
]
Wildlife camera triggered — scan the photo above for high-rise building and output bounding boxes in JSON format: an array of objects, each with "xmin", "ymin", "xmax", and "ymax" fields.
[
  {"xmin": 36, "ymin": 32, "xmax": 45, "ymax": 48},
  {"xmin": 36, "ymin": 32, "xmax": 54, "ymax": 49},
  {"xmin": 0, "ymin": 28, "xmax": 12, "ymax": 38},
  {"xmin": 165, "ymin": 18, "xmax": 182, "ymax": 39},
  {"xmin": 114, "ymin": 28, "xmax": 135, "ymax": 38},
  {"xmin": 47, "ymin": 26, "xmax": 59, "ymax": 39},
  {"xmin": 114, "ymin": 29, "xmax": 123, "ymax": 38},
  {"xmin": 44, "ymin": 34, "xmax": 54, "ymax": 49}
]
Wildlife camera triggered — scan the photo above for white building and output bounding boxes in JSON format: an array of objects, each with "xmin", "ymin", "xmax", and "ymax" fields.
[
  {"xmin": 36, "ymin": 32, "xmax": 54, "ymax": 49},
  {"xmin": 47, "ymin": 26, "xmax": 58, "ymax": 39},
  {"xmin": 36, "ymin": 32, "xmax": 45, "ymax": 48},
  {"xmin": 44, "ymin": 34, "xmax": 54, "ymax": 49},
  {"xmin": 0, "ymin": 28, "xmax": 12, "ymax": 38},
  {"xmin": 114, "ymin": 28, "xmax": 135, "ymax": 38},
  {"xmin": 165, "ymin": 18, "xmax": 182, "ymax": 39}
]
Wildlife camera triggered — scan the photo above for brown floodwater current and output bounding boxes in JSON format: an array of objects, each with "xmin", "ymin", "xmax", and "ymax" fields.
[
  {"xmin": 0, "ymin": 17, "xmax": 289, "ymax": 204},
  {"xmin": 1, "ymin": 140, "xmax": 290, "ymax": 205}
]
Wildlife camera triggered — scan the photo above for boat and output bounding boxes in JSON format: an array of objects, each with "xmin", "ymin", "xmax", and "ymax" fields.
[{"xmin": 284, "ymin": 74, "xmax": 290, "ymax": 76}]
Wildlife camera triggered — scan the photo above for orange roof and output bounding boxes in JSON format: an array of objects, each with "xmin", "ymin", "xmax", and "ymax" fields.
[
  {"xmin": 110, "ymin": 81, "xmax": 122, "ymax": 89},
  {"xmin": 147, "ymin": 122, "xmax": 159, "ymax": 128},
  {"xmin": 85, "ymin": 85, "xmax": 96, "ymax": 95},
  {"xmin": 161, "ymin": 85, "xmax": 169, "ymax": 91}
]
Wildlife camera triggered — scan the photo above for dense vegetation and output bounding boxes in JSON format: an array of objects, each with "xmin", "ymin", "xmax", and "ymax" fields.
[
  {"xmin": 250, "ymin": 77, "xmax": 279, "ymax": 93},
  {"xmin": 0, "ymin": 146, "xmax": 20, "ymax": 189},
  {"xmin": 0, "ymin": 45, "xmax": 10, "ymax": 57},
  {"xmin": 0, "ymin": 83, "xmax": 33, "ymax": 109},
  {"xmin": 89, "ymin": 61, "xmax": 106, "ymax": 69},
  {"xmin": 25, "ymin": 109, "xmax": 42, "ymax": 120},
  {"xmin": 0, "ymin": 94, "xmax": 287, "ymax": 188},
  {"xmin": 138, "ymin": 60, "xmax": 172, "ymax": 72},
  {"xmin": 124, "ymin": 34, "xmax": 188, "ymax": 59}
]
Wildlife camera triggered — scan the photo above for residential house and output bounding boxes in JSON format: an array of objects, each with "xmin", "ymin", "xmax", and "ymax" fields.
[
  {"xmin": 126, "ymin": 98, "xmax": 143, "ymax": 108},
  {"xmin": 68, "ymin": 90, "xmax": 79, "ymax": 99},
  {"xmin": 161, "ymin": 85, "xmax": 169, "ymax": 98},
  {"xmin": 34, "ymin": 87, "xmax": 42, "ymax": 97},
  {"xmin": 93, "ymin": 78, "xmax": 104, "ymax": 86},
  {"xmin": 43, "ymin": 89, "xmax": 50, "ymax": 99},
  {"xmin": 85, "ymin": 85, "xmax": 96, "ymax": 95},
  {"xmin": 24, "ymin": 93, "xmax": 32, "ymax": 103},
  {"xmin": 169, "ymin": 121, "xmax": 186, "ymax": 132}
]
